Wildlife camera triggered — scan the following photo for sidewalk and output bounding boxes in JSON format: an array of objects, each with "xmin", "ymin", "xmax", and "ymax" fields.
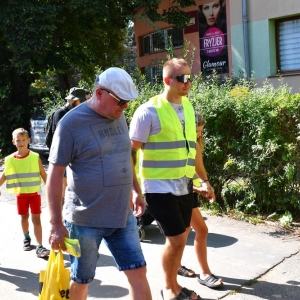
[{"xmin": 0, "ymin": 182, "xmax": 299, "ymax": 299}]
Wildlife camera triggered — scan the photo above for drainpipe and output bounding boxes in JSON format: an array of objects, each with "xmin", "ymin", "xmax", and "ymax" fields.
[{"xmin": 242, "ymin": 0, "xmax": 250, "ymax": 80}]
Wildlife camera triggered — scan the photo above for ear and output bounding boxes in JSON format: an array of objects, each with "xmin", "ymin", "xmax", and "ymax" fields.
[
  {"xmin": 164, "ymin": 76, "xmax": 170, "ymax": 86},
  {"xmin": 12, "ymin": 139, "xmax": 15, "ymax": 145},
  {"xmin": 96, "ymin": 88, "xmax": 103, "ymax": 99}
]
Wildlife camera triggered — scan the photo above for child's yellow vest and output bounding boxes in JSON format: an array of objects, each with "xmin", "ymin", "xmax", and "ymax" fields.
[{"xmin": 5, "ymin": 151, "xmax": 41, "ymax": 194}]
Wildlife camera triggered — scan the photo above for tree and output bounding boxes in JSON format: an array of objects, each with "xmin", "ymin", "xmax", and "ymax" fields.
[{"xmin": 0, "ymin": 0, "xmax": 195, "ymax": 155}]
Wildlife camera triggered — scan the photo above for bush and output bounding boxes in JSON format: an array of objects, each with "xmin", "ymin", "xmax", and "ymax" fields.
[
  {"xmin": 189, "ymin": 75, "xmax": 300, "ymax": 218},
  {"xmin": 126, "ymin": 72, "xmax": 300, "ymax": 219}
]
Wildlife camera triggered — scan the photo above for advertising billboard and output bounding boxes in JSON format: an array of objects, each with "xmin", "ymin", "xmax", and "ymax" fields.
[{"xmin": 199, "ymin": 0, "xmax": 229, "ymax": 74}]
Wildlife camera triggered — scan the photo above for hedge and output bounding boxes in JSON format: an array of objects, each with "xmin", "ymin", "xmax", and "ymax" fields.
[{"xmin": 127, "ymin": 72, "xmax": 300, "ymax": 219}]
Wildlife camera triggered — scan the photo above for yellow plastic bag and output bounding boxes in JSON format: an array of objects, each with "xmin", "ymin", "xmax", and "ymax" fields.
[{"xmin": 38, "ymin": 249, "xmax": 70, "ymax": 299}]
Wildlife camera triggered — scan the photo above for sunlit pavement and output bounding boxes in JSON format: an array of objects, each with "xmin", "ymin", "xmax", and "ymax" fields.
[{"xmin": 0, "ymin": 159, "xmax": 299, "ymax": 300}]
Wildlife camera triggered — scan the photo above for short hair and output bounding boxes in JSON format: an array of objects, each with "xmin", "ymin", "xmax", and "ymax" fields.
[
  {"xmin": 12, "ymin": 128, "xmax": 29, "ymax": 139},
  {"xmin": 163, "ymin": 58, "xmax": 189, "ymax": 78},
  {"xmin": 85, "ymin": 89, "xmax": 91, "ymax": 95}
]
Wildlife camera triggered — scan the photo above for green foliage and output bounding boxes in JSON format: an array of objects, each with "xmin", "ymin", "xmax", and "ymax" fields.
[
  {"xmin": 124, "ymin": 68, "xmax": 163, "ymax": 125},
  {"xmin": 279, "ymin": 211, "xmax": 293, "ymax": 228},
  {"xmin": 0, "ymin": 1, "xmax": 298, "ymax": 219},
  {"xmin": 199, "ymin": 199, "xmax": 223, "ymax": 216},
  {"xmin": 0, "ymin": 0, "xmax": 195, "ymax": 155},
  {"xmin": 124, "ymin": 72, "xmax": 300, "ymax": 219},
  {"xmin": 187, "ymin": 74, "xmax": 300, "ymax": 218},
  {"xmin": 139, "ymin": 0, "xmax": 195, "ymax": 28},
  {"xmin": 247, "ymin": 216, "xmax": 264, "ymax": 225}
]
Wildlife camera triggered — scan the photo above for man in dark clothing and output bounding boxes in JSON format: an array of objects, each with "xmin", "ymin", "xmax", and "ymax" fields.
[
  {"xmin": 84, "ymin": 89, "xmax": 91, "ymax": 100},
  {"xmin": 52, "ymin": 87, "xmax": 86, "ymax": 134},
  {"xmin": 51, "ymin": 87, "xmax": 86, "ymax": 205}
]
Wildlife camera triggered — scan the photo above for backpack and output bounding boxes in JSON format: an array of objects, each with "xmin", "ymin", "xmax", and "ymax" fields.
[{"xmin": 45, "ymin": 111, "xmax": 55, "ymax": 149}]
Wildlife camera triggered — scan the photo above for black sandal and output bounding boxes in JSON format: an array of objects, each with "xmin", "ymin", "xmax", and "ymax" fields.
[
  {"xmin": 197, "ymin": 274, "xmax": 223, "ymax": 289},
  {"xmin": 161, "ymin": 288, "xmax": 201, "ymax": 300},
  {"xmin": 177, "ymin": 266, "xmax": 195, "ymax": 277},
  {"xmin": 177, "ymin": 287, "xmax": 201, "ymax": 300}
]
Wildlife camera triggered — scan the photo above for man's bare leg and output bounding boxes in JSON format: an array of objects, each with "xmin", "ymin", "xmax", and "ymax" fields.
[
  {"xmin": 124, "ymin": 266, "xmax": 152, "ymax": 300},
  {"xmin": 69, "ymin": 281, "xmax": 88, "ymax": 300},
  {"xmin": 162, "ymin": 229, "xmax": 198, "ymax": 299}
]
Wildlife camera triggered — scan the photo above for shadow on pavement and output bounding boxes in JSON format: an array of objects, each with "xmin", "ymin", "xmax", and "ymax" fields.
[
  {"xmin": 206, "ymin": 233, "xmax": 238, "ymax": 248},
  {"xmin": 91, "ymin": 254, "xmax": 130, "ymax": 298},
  {"xmin": 228, "ymin": 279, "xmax": 300, "ymax": 299},
  {"xmin": 139, "ymin": 224, "xmax": 238, "ymax": 249},
  {"xmin": 89, "ymin": 280, "xmax": 129, "ymax": 298},
  {"xmin": 0, "ymin": 267, "xmax": 39, "ymax": 296}
]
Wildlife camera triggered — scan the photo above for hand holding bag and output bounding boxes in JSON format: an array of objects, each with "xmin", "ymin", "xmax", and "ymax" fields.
[{"xmin": 38, "ymin": 249, "xmax": 70, "ymax": 299}]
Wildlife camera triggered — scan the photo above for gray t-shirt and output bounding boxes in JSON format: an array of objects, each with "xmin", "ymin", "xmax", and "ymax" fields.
[
  {"xmin": 49, "ymin": 102, "xmax": 132, "ymax": 228},
  {"xmin": 129, "ymin": 98, "xmax": 191, "ymax": 196}
]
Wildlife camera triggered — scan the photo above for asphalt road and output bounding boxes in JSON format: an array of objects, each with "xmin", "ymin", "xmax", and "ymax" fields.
[{"xmin": 0, "ymin": 157, "xmax": 299, "ymax": 300}]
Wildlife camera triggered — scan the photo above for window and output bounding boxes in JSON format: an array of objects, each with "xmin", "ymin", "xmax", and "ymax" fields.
[
  {"xmin": 143, "ymin": 35, "xmax": 151, "ymax": 55},
  {"xmin": 145, "ymin": 65, "xmax": 163, "ymax": 84},
  {"xmin": 167, "ymin": 28, "xmax": 183, "ymax": 48},
  {"xmin": 142, "ymin": 28, "xmax": 183, "ymax": 55},
  {"xmin": 153, "ymin": 31, "xmax": 165, "ymax": 52},
  {"xmin": 276, "ymin": 16, "xmax": 300, "ymax": 73}
]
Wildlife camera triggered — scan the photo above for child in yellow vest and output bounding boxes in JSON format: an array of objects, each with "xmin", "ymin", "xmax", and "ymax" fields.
[{"xmin": 0, "ymin": 128, "xmax": 49, "ymax": 258}]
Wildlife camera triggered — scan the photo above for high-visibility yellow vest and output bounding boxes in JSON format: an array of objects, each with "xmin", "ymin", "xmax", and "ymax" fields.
[
  {"xmin": 140, "ymin": 95, "xmax": 196, "ymax": 180},
  {"xmin": 193, "ymin": 175, "xmax": 200, "ymax": 187},
  {"xmin": 5, "ymin": 151, "xmax": 41, "ymax": 194}
]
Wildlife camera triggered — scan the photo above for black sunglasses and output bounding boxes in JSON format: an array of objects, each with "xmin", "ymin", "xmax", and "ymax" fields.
[
  {"xmin": 102, "ymin": 89, "xmax": 129, "ymax": 107},
  {"xmin": 169, "ymin": 74, "xmax": 193, "ymax": 83}
]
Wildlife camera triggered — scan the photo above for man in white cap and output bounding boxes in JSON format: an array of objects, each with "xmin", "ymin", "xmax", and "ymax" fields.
[{"xmin": 46, "ymin": 68, "xmax": 152, "ymax": 300}]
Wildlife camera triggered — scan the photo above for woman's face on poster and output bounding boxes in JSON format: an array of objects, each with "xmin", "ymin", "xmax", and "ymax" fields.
[{"xmin": 202, "ymin": 1, "xmax": 221, "ymax": 27}]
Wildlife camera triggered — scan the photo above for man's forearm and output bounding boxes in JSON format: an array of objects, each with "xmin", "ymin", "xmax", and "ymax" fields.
[{"xmin": 46, "ymin": 164, "xmax": 64, "ymax": 225}]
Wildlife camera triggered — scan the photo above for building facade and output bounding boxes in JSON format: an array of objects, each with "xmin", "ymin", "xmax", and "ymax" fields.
[{"xmin": 134, "ymin": 0, "xmax": 300, "ymax": 93}]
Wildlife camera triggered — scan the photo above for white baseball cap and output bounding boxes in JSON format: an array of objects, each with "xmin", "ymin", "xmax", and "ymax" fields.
[{"xmin": 96, "ymin": 67, "xmax": 138, "ymax": 101}]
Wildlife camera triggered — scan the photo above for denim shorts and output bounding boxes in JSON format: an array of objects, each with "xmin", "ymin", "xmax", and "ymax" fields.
[{"xmin": 65, "ymin": 214, "xmax": 146, "ymax": 284}]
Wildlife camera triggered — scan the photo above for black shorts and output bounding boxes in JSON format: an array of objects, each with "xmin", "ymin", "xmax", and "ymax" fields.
[
  {"xmin": 144, "ymin": 193, "xmax": 194, "ymax": 236},
  {"xmin": 193, "ymin": 193, "xmax": 199, "ymax": 208}
]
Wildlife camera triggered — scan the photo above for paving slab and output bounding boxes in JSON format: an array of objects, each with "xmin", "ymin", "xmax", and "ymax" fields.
[{"xmin": 221, "ymin": 251, "xmax": 300, "ymax": 300}]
